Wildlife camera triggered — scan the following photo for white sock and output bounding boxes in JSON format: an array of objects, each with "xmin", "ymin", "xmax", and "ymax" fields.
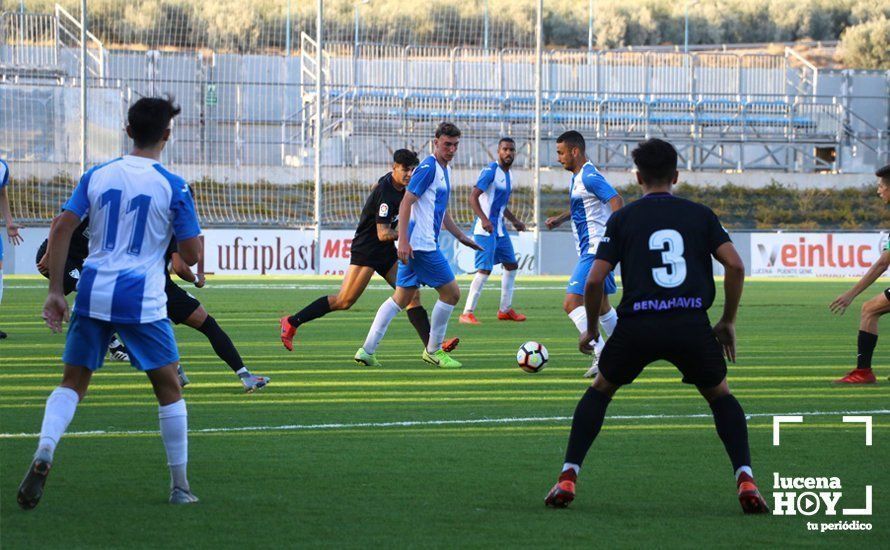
[
  {"xmin": 562, "ymin": 462, "xmax": 580, "ymax": 475},
  {"xmin": 568, "ymin": 306, "xmax": 587, "ymax": 334},
  {"xmin": 735, "ymin": 466, "xmax": 753, "ymax": 481},
  {"xmin": 235, "ymin": 367, "xmax": 249, "ymax": 376},
  {"xmin": 36, "ymin": 387, "xmax": 80, "ymax": 462},
  {"xmin": 599, "ymin": 307, "xmax": 618, "ymax": 337},
  {"xmin": 427, "ymin": 300, "xmax": 455, "ymax": 353},
  {"xmin": 362, "ymin": 298, "xmax": 402, "ymax": 354},
  {"xmin": 159, "ymin": 399, "xmax": 189, "ymax": 490},
  {"xmin": 499, "ymin": 269, "xmax": 517, "ymax": 313},
  {"xmin": 568, "ymin": 306, "xmax": 603, "ymax": 350},
  {"xmin": 463, "ymin": 272, "xmax": 489, "ymax": 313}
]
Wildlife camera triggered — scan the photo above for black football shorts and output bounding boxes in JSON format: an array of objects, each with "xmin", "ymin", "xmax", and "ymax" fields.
[
  {"xmin": 350, "ymin": 247, "xmax": 398, "ymax": 279},
  {"xmin": 165, "ymin": 277, "xmax": 202, "ymax": 325},
  {"xmin": 598, "ymin": 312, "xmax": 728, "ymax": 389}
]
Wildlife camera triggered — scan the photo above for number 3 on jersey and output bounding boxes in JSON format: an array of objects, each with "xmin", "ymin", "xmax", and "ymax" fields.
[
  {"xmin": 99, "ymin": 189, "xmax": 152, "ymax": 255},
  {"xmin": 649, "ymin": 229, "xmax": 686, "ymax": 288}
]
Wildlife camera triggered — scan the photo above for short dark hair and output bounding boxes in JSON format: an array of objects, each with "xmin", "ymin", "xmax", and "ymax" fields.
[
  {"xmin": 632, "ymin": 138, "xmax": 678, "ymax": 185},
  {"xmin": 393, "ymin": 149, "xmax": 419, "ymax": 168},
  {"xmin": 128, "ymin": 96, "xmax": 181, "ymax": 148},
  {"xmin": 498, "ymin": 137, "xmax": 515, "ymax": 147},
  {"xmin": 435, "ymin": 122, "xmax": 461, "ymax": 139},
  {"xmin": 876, "ymin": 164, "xmax": 890, "ymax": 180},
  {"xmin": 556, "ymin": 130, "xmax": 585, "ymax": 153}
]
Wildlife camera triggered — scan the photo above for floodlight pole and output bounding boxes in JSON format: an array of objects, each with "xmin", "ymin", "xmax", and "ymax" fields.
[
  {"xmin": 483, "ymin": 0, "xmax": 489, "ymax": 51},
  {"xmin": 80, "ymin": 0, "xmax": 87, "ymax": 174},
  {"xmin": 587, "ymin": 0, "xmax": 594, "ymax": 56},
  {"xmin": 314, "ymin": 0, "xmax": 324, "ymax": 274},
  {"xmin": 533, "ymin": 0, "xmax": 542, "ymax": 276}
]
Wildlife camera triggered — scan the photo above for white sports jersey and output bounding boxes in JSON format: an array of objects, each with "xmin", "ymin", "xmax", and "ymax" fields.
[
  {"xmin": 63, "ymin": 156, "xmax": 201, "ymax": 323},
  {"xmin": 570, "ymin": 161, "xmax": 618, "ymax": 256},
  {"xmin": 473, "ymin": 162, "xmax": 512, "ymax": 237},
  {"xmin": 407, "ymin": 155, "xmax": 451, "ymax": 252}
]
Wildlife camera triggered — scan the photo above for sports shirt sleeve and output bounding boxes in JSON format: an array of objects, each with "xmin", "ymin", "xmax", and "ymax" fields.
[
  {"xmin": 170, "ymin": 182, "xmax": 201, "ymax": 241},
  {"xmin": 0, "ymin": 159, "xmax": 8, "ymax": 188},
  {"xmin": 706, "ymin": 209, "xmax": 732, "ymax": 252},
  {"xmin": 582, "ymin": 167, "xmax": 618, "ymax": 203},
  {"xmin": 63, "ymin": 169, "xmax": 92, "ymax": 219},
  {"xmin": 375, "ymin": 186, "xmax": 397, "ymax": 225},
  {"xmin": 407, "ymin": 159, "xmax": 436, "ymax": 197},
  {"xmin": 595, "ymin": 212, "xmax": 622, "ymax": 265},
  {"xmin": 475, "ymin": 164, "xmax": 496, "ymax": 192}
]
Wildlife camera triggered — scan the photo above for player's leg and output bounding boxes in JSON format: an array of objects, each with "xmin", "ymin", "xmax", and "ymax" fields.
[
  {"xmin": 598, "ymin": 272, "xmax": 619, "ymax": 337},
  {"xmin": 182, "ymin": 304, "xmax": 269, "ymax": 392},
  {"xmin": 419, "ymin": 250, "xmax": 462, "ymax": 368},
  {"xmin": 382, "ymin": 261, "xmax": 459, "ymax": 352},
  {"xmin": 836, "ymin": 290, "xmax": 890, "ymax": 384},
  {"xmin": 355, "ymin": 282, "xmax": 415, "ymax": 367},
  {"xmin": 281, "ymin": 264, "xmax": 375, "ymax": 351},
  {"xmin": 698, "ymin": 380, "xmax": 769, "ymax": 513},
  {"xmin": 120, "ymin": 318, "xmax": 197, "ymax": 503},
  {"xmin": 545, "ymin": 374, "xmax": 620, "ymax": 508},
  {"xmin": 495, "ymin": 235, "xmax": 525, "ymax": 321},
  {"xmin": 461, "ymin": 234, "xmax": 493, "ymax": 324},
  {"xmin": 18, "ymin": 313, "xmax": 109, "ymax": 509}
]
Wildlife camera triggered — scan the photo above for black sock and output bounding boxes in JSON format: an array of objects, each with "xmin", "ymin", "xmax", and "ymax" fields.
[
  {"xmin": 857, "ymin": 331, "xmax": 878, "ymax": 369},
  {"xmin": 709, "ymin": 394, "xmax": 751, "ymax": 474},
  {"xmin": 198, "ymin": 316, "xmax": 245, "ymax": 373},
  {"xmin": 288, "ymin": 296, "xmax": 332, "ymax": 328},
  {"xmin": 564, "ymin": 387, "xmax": 612, "ymax": 467},
  {"xmin": 406, "ymin": 306, "xmax": 431, "ymax": 347}
]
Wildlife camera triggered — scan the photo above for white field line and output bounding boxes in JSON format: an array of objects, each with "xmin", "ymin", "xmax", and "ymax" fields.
[{"xmin": 1, "ymin": 409, "xmax": 887, "ymax": 439}]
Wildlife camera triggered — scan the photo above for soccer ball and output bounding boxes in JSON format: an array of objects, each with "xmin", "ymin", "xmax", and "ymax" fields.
[{"xmin": 517, "ymin": 341, "xmax": 548, "ymax": 373}]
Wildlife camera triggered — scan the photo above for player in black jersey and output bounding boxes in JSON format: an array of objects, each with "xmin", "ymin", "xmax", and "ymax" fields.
[
  {"xmin": 279, "ymin": 149, "xmax": 458, "ymax": 358},
  {"xmin": 36, "ymin": 218, "xmax": 130, "ymax": 362},
  {"xmin": 36, "ymin": 218, "xmax": 269, "ymax": 392},
  {"xmin": 544, "ymin": 139, "xmax": 769, "ymax": 514}
]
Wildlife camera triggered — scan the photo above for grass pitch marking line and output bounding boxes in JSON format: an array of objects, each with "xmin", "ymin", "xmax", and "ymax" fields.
[{"xmin": 1, "ymin": 409, "xmax": 887, "ymax": 439}]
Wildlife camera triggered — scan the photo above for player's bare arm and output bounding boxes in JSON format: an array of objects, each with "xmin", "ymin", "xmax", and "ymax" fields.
[
  {"xmin": 469, "ymin": 186, "xmax": 494, "ymax": 234},
  {"xmin": 42, "ymin": 210, "xmax": 80, "ymax": 332},
  {"xmin": 376, "ymin": 222, "xmax": 398, "ymax": 242},
  {"xmin": 397, "ymin": 191, "xmax": 419, "ymax": 263},
  {"xmin": 545, "ymin": 210, "xmax": 571, "ymax": 230},
  {"xmin": 504, "ymin": 208, "xmax": 526, "ymax": 232},
  {"xmin": 713, "ymin": 241, "xmax": 745, "ymax": 363},
  {"xmin": 176, "ymin": 236, "xmax": 202, "ymax": 267},
  {"xmin": 579, "ymin": 259, "xmax": 612, "ymax": 353},
  {"xmin": 443, "ymin": 210, "xmax": 483, "ymax": 251},
  {"xmin": 830, "ymin": 249, "xmax": 890, "ymax": 315},
  {"xmin": 171, "ymin": 252, "xmax": 204, "ymax": 287},
  {"xmin": 0, "ymin": 185, "xmax": 23, "ymax": 245},
  {"xmin": 607, "ymin": 194, "xmax": 625, "ymax": 213}
]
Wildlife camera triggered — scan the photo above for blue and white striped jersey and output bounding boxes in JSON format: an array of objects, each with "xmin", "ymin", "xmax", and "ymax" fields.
[
  {"xmin": 570, "ymin": 161, "xmax": 618, "ymax": 256},
  {"xmin": 407, "ymin": 155, "xmax": 451, "ymax": 252},
  {"xmin": 473, "ymin": 162, "xmax": 512, "ymax": 237},
  {"xmin": 63, "ymin": 155, "xmax": 201, "ymax": 324},
  {"xmin": 0, "ymin": 159, "xmax": 9, "ymax": 188}
]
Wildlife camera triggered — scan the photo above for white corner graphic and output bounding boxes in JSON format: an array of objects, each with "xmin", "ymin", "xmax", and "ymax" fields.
[
  {"xmin": 773, "ymin": 415, "xmax": 803, "ymax": 446},
  {"xmin": 842, "ymin": 416, "xmax": 873, "ymax": 446}
]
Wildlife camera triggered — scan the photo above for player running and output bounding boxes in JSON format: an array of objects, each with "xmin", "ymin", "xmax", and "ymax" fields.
[
  {"xmin": 36, "ymin": 220, "xmax": 269, "ymax": 391},
  {"xmin": 544, "ymin": 138, "xmax": 768, "ymax": 514},
  {"xmin": 355, "ymin": 122, "xmax": 482, "ymax": 368},
  {"xmin": 829, "ymin": 163, "xmax": 890, "ymax": 384},
  {"xmin": 546, "ymin": 131, "xmax": 623, "ymax": 377},
  {"xmin": 280, "ymin": 149, "xmax": 458, "ymax": 356},
  {"xmin": 459, "ymin": 137, "xmax": 528, "ymax": 324},
  {"xmin": 1, "ymin": 158, "xmax": 24, "ymax": 339},
  {"xmin": 18, "ymin": 97, "xmax": 202, "ymax": 508}
]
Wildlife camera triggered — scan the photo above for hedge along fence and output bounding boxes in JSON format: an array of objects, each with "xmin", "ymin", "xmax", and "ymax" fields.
[{"xmin": 6, "ymin": 176, "xmax": 886, "ymax": 229}]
